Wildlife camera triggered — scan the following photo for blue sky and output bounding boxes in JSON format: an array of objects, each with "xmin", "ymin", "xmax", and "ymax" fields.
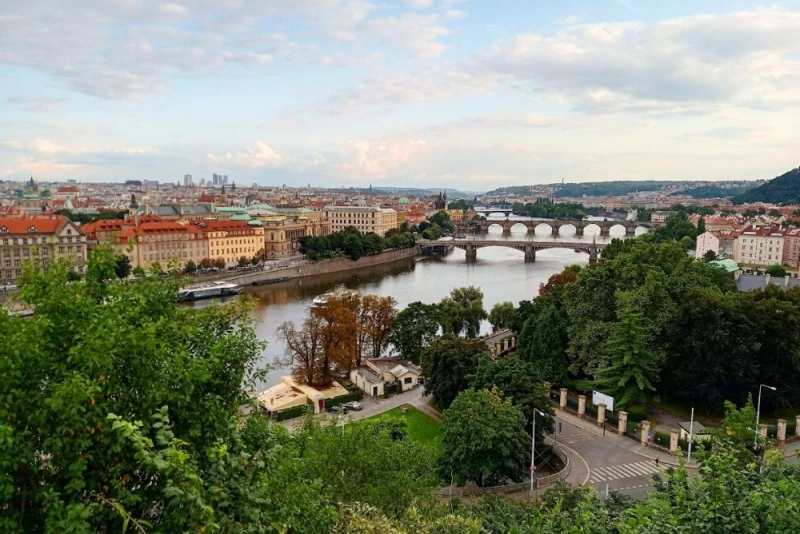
[{"xmin": 2, "ymin": 1, "xmax": 800, "ymax": 188}]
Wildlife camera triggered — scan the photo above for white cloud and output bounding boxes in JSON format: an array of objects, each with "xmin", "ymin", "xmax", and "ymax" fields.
[
  {"xmin": 406, "ymin": 0, "xmax": 433, "ymax": 8},
  {"xmin": 29, "ymin": 139, "xmax": 69, "ymax": 154},
  {"xmin": 472, "ymin": 8, "xmax": 800, "ymax": 113},
  {"xmin": 338, "ymin": 139, "xmax": 428, "ymax": 178},
  {"xmin": 208, "ymin": 141, "xmax": 283, "ymax": 168},
  {"xmin": 445, "ymin": 9, "xmax": 467, "ymax": 19},
  {"xmin": 158, "ymin": 3, "xmax": 188, "ymax": 16},
  {"xmin": 3, "ymin": 139, "xmax": 25, "ymax": 150}
]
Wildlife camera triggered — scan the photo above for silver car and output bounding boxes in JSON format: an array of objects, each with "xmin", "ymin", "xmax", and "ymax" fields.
[{"xmin": 342, "ymin": 401, "xmax": 363, "ymax": 411}]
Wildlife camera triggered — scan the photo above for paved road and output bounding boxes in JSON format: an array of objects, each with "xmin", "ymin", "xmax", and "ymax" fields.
[{"xmin": 554, "ymin": 413, "xmax": 671, "ymax": 500}]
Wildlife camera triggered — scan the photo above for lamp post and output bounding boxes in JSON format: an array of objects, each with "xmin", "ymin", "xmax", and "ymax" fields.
[
  {"xmin": 755, "ymin": 384, "xmax": 776, "ymax": 448},
  {"xmin": 530, "ymin": 408, "xmax": 546, "ymax": 498}
]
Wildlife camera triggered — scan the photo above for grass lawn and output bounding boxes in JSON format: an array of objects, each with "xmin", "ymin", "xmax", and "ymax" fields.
[{"xmin": 375, "ymin": 405, "xmax": 441, "ymax": 447}]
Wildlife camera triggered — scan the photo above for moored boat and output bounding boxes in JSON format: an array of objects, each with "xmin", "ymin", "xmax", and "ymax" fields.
[
  {"xmin": 311, "ymin": 289, "xmax": 360, "ymax": 307},
  {"xmin": 177, "ymin": 281, "xmax": 242, "ymax": 302}
]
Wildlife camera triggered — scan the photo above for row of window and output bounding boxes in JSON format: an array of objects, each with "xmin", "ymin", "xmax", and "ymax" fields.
[{"xmin": 2, "ymin": 237, "xmax": 49, "ymax": 245}]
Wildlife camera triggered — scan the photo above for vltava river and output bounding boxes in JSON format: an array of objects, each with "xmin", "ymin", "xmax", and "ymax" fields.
[{"xmin": 214, "ymin": 219, "xmax": 646, "ymax": 389}]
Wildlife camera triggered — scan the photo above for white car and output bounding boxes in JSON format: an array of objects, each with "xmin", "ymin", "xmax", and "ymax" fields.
[{"xmin": 342, "ymin": 401, "xmax": 363, "ymax": 411}]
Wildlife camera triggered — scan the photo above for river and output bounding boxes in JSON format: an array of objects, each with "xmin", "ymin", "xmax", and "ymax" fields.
[{"xmin": 192, "ymin": 217, "xmax": 647, "ymax": 390}]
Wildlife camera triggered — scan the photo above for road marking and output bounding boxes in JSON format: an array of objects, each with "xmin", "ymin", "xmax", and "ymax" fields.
[
  {"xmin": 561, "ymin": 432, "xmax": 596, "ymax": 444},
  {"xmin": 588, "ymin": 461, "xmax": 665, "ymax": 484}
]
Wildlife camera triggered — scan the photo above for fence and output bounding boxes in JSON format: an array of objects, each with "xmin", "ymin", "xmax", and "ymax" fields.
[{"xmin": 437, "ymin": 437, "xmax": 570, "ymax": 497}]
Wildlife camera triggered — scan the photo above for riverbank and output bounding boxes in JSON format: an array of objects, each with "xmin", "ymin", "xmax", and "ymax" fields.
[{"xmin": 229, "ymin": 247, "xmax": 420, "ymax": 286}]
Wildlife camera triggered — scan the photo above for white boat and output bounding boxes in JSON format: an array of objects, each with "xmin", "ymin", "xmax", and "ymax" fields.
[
  {"xmin": 177, "ymin": 281, "xmax": 242, "ymax": 302},
  {"xmin": 312, "ymin": 289, "xmax": 360, "ymax": 307}
]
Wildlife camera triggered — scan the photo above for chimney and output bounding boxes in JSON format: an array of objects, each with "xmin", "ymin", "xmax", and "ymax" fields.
[
  {"xmin": 766, "ymin": 274, "xmax": 771, "ymax": 286},
  {"xmin": 786, "ymin": 275, "xmax": 791, "ymax": 287}
]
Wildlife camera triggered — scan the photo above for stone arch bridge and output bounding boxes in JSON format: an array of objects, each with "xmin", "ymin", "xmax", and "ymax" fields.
[
  {"xmin": 417, "ymin": 239, "xmax": 607, "ymax": 266},
  {"xmin": 466, "ymin": 218, "xmax": 657, "ymax": 237}
]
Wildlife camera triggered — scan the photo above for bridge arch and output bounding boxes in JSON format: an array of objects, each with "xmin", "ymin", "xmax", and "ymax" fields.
[
  {"xmin": 609, "ymin": 223, "xmax": 630, "ymax": 235},
  {"xmin": 533, "ymin": 223, "xmax": 554, "ymax": 236},
  {"xmin": 557, "ymin": 223, "xmax": 577, "ymax": 236},
  {"xmin": 509, "ymin": 222, "xmax": 529, "ymax": 234},
  {"xmin": 486, "ymin": 223, "xmax": 506, "ymax": 233},
  {"xmin": 583, "ymin": 223, "xmax": 601, "ymax": 235}
]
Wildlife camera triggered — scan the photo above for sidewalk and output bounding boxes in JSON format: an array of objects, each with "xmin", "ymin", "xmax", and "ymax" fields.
[{"xmin": 554, "ymin": 409, "xmax": 699, "ymax": 469}]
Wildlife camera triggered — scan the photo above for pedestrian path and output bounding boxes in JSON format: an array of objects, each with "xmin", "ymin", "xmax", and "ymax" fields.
[{"xmin": 588, "ymin": 461, "xmax": 665, "ymax": 484}]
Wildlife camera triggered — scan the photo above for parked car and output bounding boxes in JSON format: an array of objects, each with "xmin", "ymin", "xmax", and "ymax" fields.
[
  {"xmin": 327, "ymin": 405, "xmax": 349, "ymax": 414},
  {"xmin": 342, "ymin": 401, "xmax": 363, "ymax": 411}
]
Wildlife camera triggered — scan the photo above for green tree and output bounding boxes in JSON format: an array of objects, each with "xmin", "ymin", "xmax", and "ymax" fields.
[
  {"xmin": 238, "ymin": 255, "xmax": 250, "ymax": 267},
  {"xmin": 438, "ymin": 286, "xmax": 488, "ymax": 338},
  {"xmin": 696, "ymin": 216, "xmax": 706, "ymax": 236},
  {"xmin": 390, "ymin": 301, "xmax": 441, "ymax": 363},
  {"xmin": 488, "ymin": 301, "xmax": 515, "ymax": 332},
  {"xmin": 766, "ymin": 264, "xmax": 787, "ymax": 277},
  {"xmin": 439, "ymin": 389, "xmax": 529, "ymax": 486},
  {"xmin": 429, "ymin": 210, "xmax": 454, "ymax": 233},
  {"xmin": 185, "ymin": 259, "xmax": 197, "ymax": 273},
  {"xmin": 421, "ymin": 335, "xmax": 486, "ymax": 409},
  {"xmin": 132, "ymin": 266, "xmax": 145, "ymax": 277},
  {"xmin": 1, "ymin": 250, "xmax": 337, "ymax": 532},
  {"xmin": 421, "ymin": 224, "xmax": 443, "ymax": 240},
  {"xmin": 517, "ymin": 299, "xmax": 570, "ymax": 384},
  {"xmin": 113, "ymin": 254, "xmax": 132, "ymax": 278},
  {"xmin": 471, "ymin": 355, "xmax": 553, "ymax": 437},
  {"xmin": 594, "ymin": 294, "xmax": 660, "ymax": 409},
  {"xmin": 703, "ymin": 249, "xmax": 718, "ymax": 262},
  {"xmin": 149, "ymin": 261, "xmax": 164, "ymax": 275}
]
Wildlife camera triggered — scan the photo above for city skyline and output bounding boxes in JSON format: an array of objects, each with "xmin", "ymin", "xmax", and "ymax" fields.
[{"xmin": 2, "ymin": 1, "xmax": 800, "ymax": 187}]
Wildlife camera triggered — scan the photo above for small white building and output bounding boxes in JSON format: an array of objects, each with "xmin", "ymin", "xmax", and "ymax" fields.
[
  {"xmin": 678, "ymin": 421, "xmax": 711, "ymax": 443},
  {"xmin": 350, "ymin": 358, "xmax": 423, "ymax": 397}
]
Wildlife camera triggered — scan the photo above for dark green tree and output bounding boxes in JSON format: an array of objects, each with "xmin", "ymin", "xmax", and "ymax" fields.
[
  {"xmin": 421, "ymin": 335, "xmax": 486, "ymax": 409},
  {"xmin": 439, "ymin": 389, "xmax": 530, "ymax": 486},
  {"xmin": 696, "ymin": 216, "xmax": 706, "ymax": 236},
  {"xmin": 766, "ymin": 264, "xmax": 787, "ymax": 277},
  {"xmin": 703, "ymin": 249, "xmax": 718, "ymax": 262},
  {"xmin": 185, "ymin": 259, "xmax": 197, "ymax": 273},
  {"xmin": 594, "ymin": 294, "xmax": 660, "ymax": 409},
  {"xmin": 488, "ymin": 301, "xmax": 515, "ymax": 331},
  {"xmin": 113, "ymin": 254, "xmax": 132, "ymax": 278},
  {"xmin": 389, "ymin": 301, "xmax": 440, "ymax": 363},
  {"xmin": 438, "ymin": 286, "xmax": 488, "ymax": 338}
]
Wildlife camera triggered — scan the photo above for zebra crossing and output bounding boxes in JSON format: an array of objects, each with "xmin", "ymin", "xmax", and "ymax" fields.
[
  {"xmin": 588, "ymin": 461, "xmax": 666, "ymax": 484},
  {"xmin": 560, "ymin": 432, "xmax": 596, "ymax": 445}
]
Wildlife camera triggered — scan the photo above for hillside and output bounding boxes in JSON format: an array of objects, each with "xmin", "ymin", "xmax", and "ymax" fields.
[{"xmin": 734, "ymin": 167, "xmax": 800, "ymax": 204}]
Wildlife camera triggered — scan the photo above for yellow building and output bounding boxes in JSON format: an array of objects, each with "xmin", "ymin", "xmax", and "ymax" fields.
[
  {"xmin": 201, "ymin": 220, "xmax": 265, "ymax": 266},
  {"xmin": 117, "ymin": 221, "xmax": 207, "ymax": 271},
  {"xmin": 322, "ymin": 206, "xmax": 398, "ymax": 236},
  {"xmin": 0, "ymin": 216, "xmax": 87, "ymax": 284},
  {"xmin": 260, "ymin": 215, "xmax": 332, "ymax": 259}
]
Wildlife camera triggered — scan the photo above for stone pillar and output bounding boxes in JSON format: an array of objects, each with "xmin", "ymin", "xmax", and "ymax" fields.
[
  {"xmin": 597, "ymin": 403, "xmax": 606, "ymax": 427},
  {"xmin": 669, "ymin": 428, "xmax": 679, "ymax": 455},
  {"xmin": 759, "ymin": 423, "xmax": 768, "ymax": 440},
  {"xmin": 559, "ymin": 388, "xmax": 568, "ymax": 410},
  {"xmin": 617, "ymin": 411, "xmax": 628, "ymax": 435},
  {"xmin": 640, "ymin": 421, "xmax": 651, "ymax": 446},
  {"xmin": 502, "ymin": 224, "xmax": 511, "ymax": 235},
  {"xmin": 599, "ymin": 226, "xmax": 610, "ymax": 237},
  {"xmin": 465, "ymin": 246, "xmax": 477, "ymax": 262},
  {"xmin": 796, "ymin": 415, "xmax": 800, "ymax": 437},
  {"xmin": 575, "ymin": 224, "xmax": 585, "ymax": 237},
  {"xmin": 777, "ymin": 419, "xmax": 787, "ymax": 445},
  {"xmin": 524, "ymin": 245, "xmax": 536, "ymax": 262},
  {"xmin": 577, "ymin": 395, "xmax": 586, "ymax": 419},
  {"xmin": 551, "ymin": 225, "xmax": 560, "ymax": 237},
  {"xmin": 543, "ymin": 382, "xmax": 551, "ymax": 396},
  {"xmin": 625, "ymin": 225, "xmax": 636, "ymax": 236},
  {"xmin": 589, "ymin": 247, "xmax": 598, "ymax": 267}
]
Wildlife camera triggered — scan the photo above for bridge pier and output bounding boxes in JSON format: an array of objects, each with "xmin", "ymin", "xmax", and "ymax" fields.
[
  {"xmin": 599, "ymin": 226, "xmax": 611, "ymax": 237},
  {"xmin": 524, "ymin": 246, "xmax": 536, "ymax": 263},
  {"xmin": 465, "ymin": 246, "xmax": 477, "ymax": 262},
  {"xmin": 551, "ymin": 225, "xmax": 560, "ymax": 237},
  {"xmin": 625, "ymin": 225, "xmax": 637, "ymax": 236},
  {"xmin": 502, "ymin": 225, "xmax": 512, "ymax": 236},
  {"xmin": 589, "ymin": 246, "xmax": 598, "ymax": 267},
  {"xmin": 575, "ymin": 225, "xmax": 584, "ymax": 237}
]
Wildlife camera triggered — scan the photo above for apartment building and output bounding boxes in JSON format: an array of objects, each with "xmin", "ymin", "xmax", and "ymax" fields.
[
  {"xmin": 783, "ymin": 228, "xmax": 800, "ymax": 268},
  {"xmin": 200, "ymin": 220, "xmax": 265, "ymax": 266},
  {"xmin": 322, "ymin": 206, "xmax": 398, "ymax": 236},
  {"xmin": 695, "ymin": 230, "xmax": 737, "ymax": 260},
  {"xmin": 734, "ymin": 226, "xmax": 785, "ymax": 267},
  {"xmin": 0, "ymin": 216, "xmax": 87, "ymax": 284},
  {"xmin": 117, "ymin": 221, "xmax": 207, "ymax": 271}
]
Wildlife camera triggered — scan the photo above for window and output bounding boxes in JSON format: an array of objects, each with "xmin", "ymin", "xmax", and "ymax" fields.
[{"xmin": 404, "ymin": 377, "xmax": 413, "ymax": 384}]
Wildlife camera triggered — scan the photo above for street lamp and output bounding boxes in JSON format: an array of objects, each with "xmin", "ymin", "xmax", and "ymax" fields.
[
  {"xmin": 530, "ymin": 408, "xmax": 546, "ymax": 497},
  {"xmin": 754, "ymin": 384, "xmax": 777, "ymax": 448}
]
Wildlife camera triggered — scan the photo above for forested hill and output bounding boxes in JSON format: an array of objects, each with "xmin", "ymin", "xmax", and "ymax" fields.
[{"xmin": 734, "ymin": 167, "xmax": 800, "ymax": 205}]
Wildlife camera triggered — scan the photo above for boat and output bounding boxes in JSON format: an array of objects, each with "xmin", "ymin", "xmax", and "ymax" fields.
[
  {"xmin": 177, "ymin": 281, "xmax": 242, "ymax": 302},
  {"xmin": 312, "ymin": 289, "xmax": 360, "ymax": 307}
]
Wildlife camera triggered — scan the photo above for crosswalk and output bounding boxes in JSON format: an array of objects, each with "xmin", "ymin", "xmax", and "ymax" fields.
[
  {"xmin": 588, "ymin": 461, "xmax": 666, "ymax": 484},
  {"xmin": 560, "ymin": 432, "xmax": 596, "ymax": 445}
]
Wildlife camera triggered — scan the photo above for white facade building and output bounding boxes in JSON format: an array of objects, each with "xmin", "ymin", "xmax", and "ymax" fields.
[
  {"xmin": 734, "ymin": 226, "xmax": 785, "ymax": 267},
  {"xmin": 322, "ymin": 206, "xmax": 398, "ymax": 236}
]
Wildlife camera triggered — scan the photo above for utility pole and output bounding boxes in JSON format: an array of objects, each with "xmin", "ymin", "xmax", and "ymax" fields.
[
  {"xmin": 530, "ymin": 408, "xmax": 546, "ymax": 498},
  {"xmin": 755, "ymin": 384, "xmax": 776, "ymax": 448},
  {"xmin": 687, "ymin": 407, "xmax": 694, "ymax": 463}
]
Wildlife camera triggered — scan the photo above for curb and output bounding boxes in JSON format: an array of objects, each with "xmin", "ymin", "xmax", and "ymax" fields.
[{"xmin": 555, "ymin": 440, "xmax": 592, "ymax": 486}]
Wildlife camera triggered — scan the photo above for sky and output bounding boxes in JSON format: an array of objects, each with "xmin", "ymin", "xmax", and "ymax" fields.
[{"xmin": 2, "ymin": 1, "xmax": 800, "ymax": 189}]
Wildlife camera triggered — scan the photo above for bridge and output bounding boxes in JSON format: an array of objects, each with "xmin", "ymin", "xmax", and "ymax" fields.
[
  {"xmin": 464, "ymin": 218, "xmax": 658, "ymax": 237},
  {"xmin": 417, "ymin": 239, "xmax": 606, "ymax": 265},
  {"xmin": 474, "ymin": 206, "xmax": 513, "ymax": 214}
]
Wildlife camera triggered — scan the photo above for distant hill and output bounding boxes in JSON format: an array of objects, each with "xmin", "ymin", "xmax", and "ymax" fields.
[
  {"xmin": 734, "ymin": 168, "xmax": 800, "ymax": 205},
  {"xmin": 671, "ymin": 184, "xmax": 754, "ymax": 199},
  {"xmin": 346, "ymin": 187, "xmax": 483, "ymax": 198}
]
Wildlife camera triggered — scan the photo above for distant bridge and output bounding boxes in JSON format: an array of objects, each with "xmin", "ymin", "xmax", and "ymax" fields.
[
  {"xmin": 465, "ymin": 218, "xmax": 658, "ymax": 237},
  {"xmin": 474, "ymin": 206, "xmax": 513, "ymax": 214},
  {"xmin": 417, "ymin": 239, "xmax": 606, "ymax": 265}
]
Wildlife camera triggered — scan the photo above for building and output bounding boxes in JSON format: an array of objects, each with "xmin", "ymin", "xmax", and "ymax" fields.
[
  {"xmin": 134, "ymin": 203, "xmax": 220, "ymax": 222},
  {"xmin": 651, "ymin": 211, "xmax": 675, "ymax": 223},
  {"xmin": 183, "ymin": 174, "xmax": 193, "ymax": 187},
  {"xmin": 0, "ymin": 215, "xmax": 87, "ymax": 284},
  {"xmin": 678, "ymin": 421, "xmax": 711, "ymax": 443},
  {"xmin": 734, "ymin": 226, "xmax": 785, "ymax": 267},
  {"xmin": 200, "ymin": 220, "xmax": 265, "ymax": 266},
  {"xmin": 322, "ymin": 206, "xmax": 398, "ymax": 236},
  {"xmin": 349, "ymin": 358, "xmax": 422, "ymax": 397},
  {"xmin": 695, "ymin": 230, "xmax": 737, "ymax": 260},
  {"xmin": 257, "ymin": 376, "xmax": 349, "ymax": 415},
  {"xmin": 116, "ymin": 221, "xmax": 207, "ymax": 271},
  {"xmin": 783, "ymin": 227, "xmax": 800, "ymax": 268}
]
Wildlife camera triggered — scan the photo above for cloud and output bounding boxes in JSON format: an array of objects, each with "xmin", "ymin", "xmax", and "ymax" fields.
[
  {"xmin": 6, "ymin": 95, "xmax": 66, "ymax": 111},
  {"xmin": 29, "ymin": 139, "xmax": 69, "ymax": 154},
  {"xmin": 445, "ymin": 9, "xmax": 468, "ymax": 19},
  {"xmin": 472, "ymin": 8, "xmax": 800, "ymax": 113},
  {"xmin": 406, "ymin": 0, "xmax": 433, "ymax": 8},
  {"xmin": 208, "ymin": 141, "xmax": 283, "ymax": 168},
  {"xmin": 337, "ymin": 139, "xmax": 428, "ymax": 179}
]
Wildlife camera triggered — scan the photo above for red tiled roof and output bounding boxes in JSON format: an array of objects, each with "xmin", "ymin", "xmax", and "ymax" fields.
[
  {"xmin": 56, "ymin": 186, "xmax": 80, "ymax": 193},
  {"xmin": 0, "ymin": 216, "xmax": 69, "ymax": 234}
]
